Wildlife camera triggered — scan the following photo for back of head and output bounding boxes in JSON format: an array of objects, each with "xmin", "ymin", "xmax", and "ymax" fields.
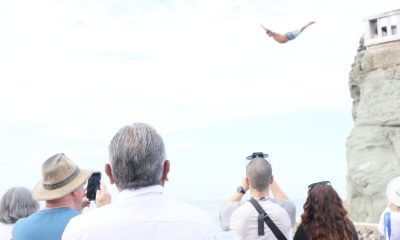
[
  {"xmin": 0, "ymin": 187, "xmax": 39, "ymax": 224},
  {"xmin": 246, "ymin": 157, "xmax": 272, "ymax": 191},
  {"xmin": 304, "ymin": 184, "xmax": 345, "ymax": 218},
  {"xmin": 302, "ymin": 184, "xmax": 352, "ymax": 240},
  {"xmin": 109, "ymin": 122, "xmax": 166, "ymax": 190}
]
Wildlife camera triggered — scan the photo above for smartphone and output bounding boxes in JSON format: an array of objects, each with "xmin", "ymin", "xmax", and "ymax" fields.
[{"xmin": 86, "ymin": 171, "xmax": 101, "ymax": 201}]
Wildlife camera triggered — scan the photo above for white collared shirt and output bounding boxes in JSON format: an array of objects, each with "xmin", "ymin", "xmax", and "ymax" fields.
[{"xmin": 62, "ymin": 185, "xmax": 217, "ymax": 240}]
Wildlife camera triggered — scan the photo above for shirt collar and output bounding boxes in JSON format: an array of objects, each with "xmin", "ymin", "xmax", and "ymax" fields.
[{"xmin": 115, "ymin": 185, "xmax": 164, "ymax": 202}]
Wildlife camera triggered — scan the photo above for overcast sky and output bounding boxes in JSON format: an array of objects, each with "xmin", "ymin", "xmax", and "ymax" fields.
[{"xmin": 0, "ymin": 0, "xmax": 398, "ymax": 203}]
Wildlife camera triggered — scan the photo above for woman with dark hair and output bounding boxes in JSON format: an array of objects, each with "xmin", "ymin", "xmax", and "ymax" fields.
[
  {"xmin": 293, "ymin": 181, "xmax": 359, "ymax": 240},
  {"xmin": 0, "ymin": 187, "xmax": 39, "ymax": 240}
]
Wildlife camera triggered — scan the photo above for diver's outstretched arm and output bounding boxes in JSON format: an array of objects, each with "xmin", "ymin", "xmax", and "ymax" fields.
[
  {"xmin": 299, "ymin": 21, "xmax": 316, "ymax": 33},
  {"xmin": 261, "ymin": 24, "xmax": 288, "ymax": 43}
]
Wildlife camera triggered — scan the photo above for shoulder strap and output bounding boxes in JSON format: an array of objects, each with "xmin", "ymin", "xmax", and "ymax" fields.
[
  {"xmin": 384, "ymin": 211, "xmax": 391, "ymax": 240},
  {"xmin": 249, "ymin": 197, "xmax": 287, "ymax": 240}
]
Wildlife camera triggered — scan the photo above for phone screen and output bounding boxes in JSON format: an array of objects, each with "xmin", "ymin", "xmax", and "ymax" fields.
[{"xmin": 86, "ymin": 171, "xmax": 101, "ymax": 201}]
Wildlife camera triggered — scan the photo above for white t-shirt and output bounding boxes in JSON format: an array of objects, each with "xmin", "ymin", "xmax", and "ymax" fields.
[
  {"xmin": 378, "ymin": 207, "xmax": 400, "ymax": 240},
  {"xmin": 0, "ymin": 222, "xmax": 14, "ymax": 240},
  {"xmin": 220, "ymin": 198, "xmax": 295, "ymax": 240},
  {"xmin": 62, "ymin": 185, "xmax": 217, "ymax": 240}
]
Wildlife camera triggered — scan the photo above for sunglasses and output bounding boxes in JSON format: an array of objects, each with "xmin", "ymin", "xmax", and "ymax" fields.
[
  {"xmin": 246, "ymin": 152, "xmax": 269, "ymax": 166},
  {"xmin": 308, "ymin": 181, "xmax": 331, "ymax": 190},
  {"xmin": 246, "ymin": 152, "xmax": 269, "ymax": 160}
]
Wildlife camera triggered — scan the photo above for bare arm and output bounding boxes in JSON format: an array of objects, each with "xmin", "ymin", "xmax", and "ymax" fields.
[
  {"xmin": 269, "ymin": 179, "xmax": 288, "ymax": 200},
  {"xmin": 299, "ymin": 21, "xmax": 316, "ymax": 32},
  {"xmin": 228, "ymin": 176, "xmax": 249, "ymax": 201},
  {"xmin": 220, "ymin": 177, "xmax": 249, "ymax": 231},
  {"xmin": 270, "ymin": 179, "xmax": 297, "ymax": 225}
]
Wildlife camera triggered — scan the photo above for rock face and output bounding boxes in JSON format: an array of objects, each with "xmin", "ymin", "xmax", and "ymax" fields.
[{"xmin": 347, "ymin": 38, "xmax": 400, "ymax": 223}]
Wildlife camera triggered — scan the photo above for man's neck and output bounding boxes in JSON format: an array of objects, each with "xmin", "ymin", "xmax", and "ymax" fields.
[
  {"xmin": 45, "ymin": 197, "xmax": 75, "ymax": 210},
  {"xmin": 250, "ymin": 189, "xmax": 269, "ymax": 199}
]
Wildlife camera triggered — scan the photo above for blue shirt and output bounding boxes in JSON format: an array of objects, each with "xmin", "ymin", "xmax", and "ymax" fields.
[{"xmin": 12, "ymin": 207, "xmax": 80, "ymax": 240}]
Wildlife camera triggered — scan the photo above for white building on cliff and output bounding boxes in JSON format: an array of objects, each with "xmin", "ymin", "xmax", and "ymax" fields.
[{"xmin": 364, "ymin": 9, "xmax": 400, "ymax": 46}]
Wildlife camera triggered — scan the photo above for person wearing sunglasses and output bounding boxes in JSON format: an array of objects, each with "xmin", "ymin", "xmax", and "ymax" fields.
[
  {"xmin": 293, "ymin": 181, "xmax": 358, "ymax": 240},
  {"xmin": 378, "ymin": 176, "xmax": 400, "ymax": 240},
  {"xmin": 219, "ymin": 152, "xmax": 296, "ymax": 240}
]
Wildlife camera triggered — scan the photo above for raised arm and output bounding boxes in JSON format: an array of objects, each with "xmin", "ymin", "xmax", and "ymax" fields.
[
  {"xmin": 269, "ymin": 178, "xmax": 289, "ymax": 200},
  {"xmin": 228, "ymin": 176, "xmax": 249, "ymax": 202}
]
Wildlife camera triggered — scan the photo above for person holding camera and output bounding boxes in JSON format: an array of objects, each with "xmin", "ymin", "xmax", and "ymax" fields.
[
  {"xmin": 62, "ymin": 122, "xmax": 217, "ymax": 240},
  {"xmin": 12, "ymin": 153, "xmax": 111, "ymax": 240},
  {"xmin": 219, "ymin": 152, "xmax": 296, "ymax": 240}
]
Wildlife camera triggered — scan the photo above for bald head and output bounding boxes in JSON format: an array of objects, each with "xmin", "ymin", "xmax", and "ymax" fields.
[{"xmin": 246, "ymin": 157, "xmax": 272, "ymax": 191}]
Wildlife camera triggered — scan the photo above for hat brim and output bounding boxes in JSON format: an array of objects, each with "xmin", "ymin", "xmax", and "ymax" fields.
[
  {"xmin": 32, "ymin": 169, "xmax": 93, "ymax": 201},
  {"xmin": 386, "ymin": 177, "xmax": 400, "ymax": 207}
]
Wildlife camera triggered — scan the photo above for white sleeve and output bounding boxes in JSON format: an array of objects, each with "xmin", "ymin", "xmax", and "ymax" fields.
[
  {"xmin": 219, "ymin": 201, "xmax": 240, "ymax": 231},
  {"xmin": 274, "ymin": 199, "xmax": 296, "ymax": 225}
]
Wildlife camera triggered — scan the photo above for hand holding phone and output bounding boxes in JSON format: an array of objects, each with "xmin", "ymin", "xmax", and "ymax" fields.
[
  {"xmin": 86, "ymin": 171, "xmax": 101, "ymax": 201},
  {"xmin": 95, "ymin": 182, "xmax": 112, "ymax": 207}
]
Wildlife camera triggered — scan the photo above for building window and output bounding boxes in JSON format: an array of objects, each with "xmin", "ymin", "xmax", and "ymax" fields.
[
  {"xmin": 382, "ymin": 26, "xmax": 387, "ymax": 36},
  {"xmin": 392, "ymin": 25, "xmax": 397, "ymax": 35},
  {"xmin": 369, "ymin": 19, "xmax": 378, "ymax": 38}
]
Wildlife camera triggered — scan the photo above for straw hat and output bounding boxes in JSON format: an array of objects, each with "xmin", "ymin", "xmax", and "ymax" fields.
[
  {"xmin": 386, "ymin": 176, "xmax": 400, "ymax": 207},
  {"xmin": 32, "ymin": 153, "xmax": 93, "ymax": 201}
]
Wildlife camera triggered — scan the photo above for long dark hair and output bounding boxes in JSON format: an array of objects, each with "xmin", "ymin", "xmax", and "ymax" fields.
[{"xmin": 301, "ymin": 184, "xmax": 354, "ymax": 240}]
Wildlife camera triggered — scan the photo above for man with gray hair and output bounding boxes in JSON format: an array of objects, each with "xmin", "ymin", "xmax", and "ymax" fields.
[
  {"xmin": 219, "ymin": 152, "xmax": 296, "ymax": 240},
  {"xmin": 62, "ymin": 122, "xmax": 217, "ymax": 240}
]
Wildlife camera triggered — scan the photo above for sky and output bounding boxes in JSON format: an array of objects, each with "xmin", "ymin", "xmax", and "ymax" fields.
[{"xmin": 0, "ymin": 0, "xmax": 398, "ymax": 204}]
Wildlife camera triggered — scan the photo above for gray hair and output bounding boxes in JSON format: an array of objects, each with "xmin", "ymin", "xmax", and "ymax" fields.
[
  {"xmin": 0, "ymin": 187, "xmax": 39, "ymax": 224},
  {"xmin": 246, "ymin": 157, "xmax": 272, "ymax": 191},
  {"xmin": 108, "ymin": 122, "xmax": 166, "ymax": 190}
]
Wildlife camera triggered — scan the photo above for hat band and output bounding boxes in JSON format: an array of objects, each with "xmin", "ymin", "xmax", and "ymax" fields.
[{"xmin": 43, "ymin": 168, "xmax": 81, "ymax": 190}]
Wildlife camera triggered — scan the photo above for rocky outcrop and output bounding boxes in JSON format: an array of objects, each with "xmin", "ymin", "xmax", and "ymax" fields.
[
  {"xmin": 354, "ymin": 223, "xmax": 383, "ymax": 240},
  {"xmin": 346, "ymin": 37, "xmax": 400, "ymax": 223}
]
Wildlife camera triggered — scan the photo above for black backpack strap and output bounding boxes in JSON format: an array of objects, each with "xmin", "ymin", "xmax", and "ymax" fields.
[
  {"xmin": 257, "ymin": 210, "xmax": 265, "ymax": 235},
  {"xmin": 249, "ymin": 197, "xmax": 288, "ymax": 240}
]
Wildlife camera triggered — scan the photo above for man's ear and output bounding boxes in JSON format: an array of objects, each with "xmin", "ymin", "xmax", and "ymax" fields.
[
  {"xmin": 160, "ymin": 160, "xmax": 170, "ymax": 186},
  {"xmin": 71, "ymin": 188, "xmax": 80, "ymax": 196},
  {"xmin": 105, "ymin": 163, "xmax": 116, "ymax": 185},
  {"xmin": 269, "ymin": 175, "xmax": 274, "ymax": 185}
]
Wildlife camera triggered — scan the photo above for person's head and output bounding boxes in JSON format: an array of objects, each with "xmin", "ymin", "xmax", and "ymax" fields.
[
  {"xmin": 386, "ymin": 176, "xmax": 400, "ymax": 207},
  {"xmin": 106, "ymin": 122, "xmax": 168, "ymax": 190},
  {"xmin": 32, "ymin": 153, "xmax": 93, "ymax": 209},
  {"xmin": 0, "ymin": 187, "xmax": 39, "ymax": 224},
  {"xmin": 246, "ymin": 157, "xmax": 272, "ymax": 191},
  {"xmin": 301, "ymin": 181, "xmax": 353, "ymax": 240}
]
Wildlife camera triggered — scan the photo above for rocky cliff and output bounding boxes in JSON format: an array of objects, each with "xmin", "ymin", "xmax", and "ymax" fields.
[{"xmin": 347, "ymin": 38, "xmax": 400, "ymax": 223}]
